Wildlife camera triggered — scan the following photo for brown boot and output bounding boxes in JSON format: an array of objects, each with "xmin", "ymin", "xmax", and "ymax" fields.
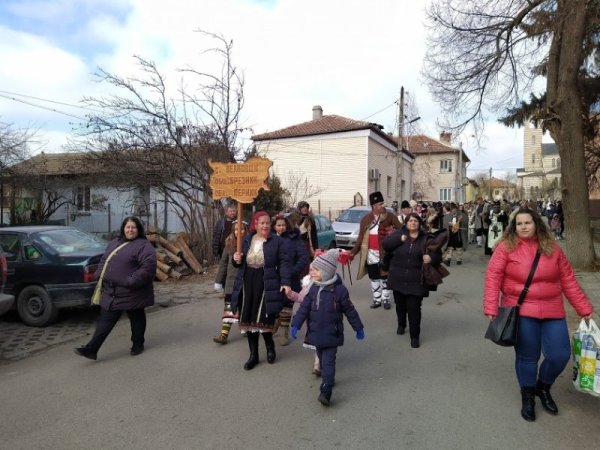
[
  {"xmin": 213, "ymin": 333, "xmax": 228, "ymax": 344},
  {"xmin": 278, "ymin": 326, "xmax": 290, "ymax": 346}
]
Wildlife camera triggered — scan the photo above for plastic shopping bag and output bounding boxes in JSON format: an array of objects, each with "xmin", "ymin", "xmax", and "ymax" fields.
[{"xmin": 572, "ymin": 318, "xmax": 600, "ymax": 397}]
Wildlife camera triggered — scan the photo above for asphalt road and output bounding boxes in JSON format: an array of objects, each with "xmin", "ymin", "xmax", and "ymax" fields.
[{"xmin": 1, "ymin": 251, "xmax": 599, "ymax": 450}]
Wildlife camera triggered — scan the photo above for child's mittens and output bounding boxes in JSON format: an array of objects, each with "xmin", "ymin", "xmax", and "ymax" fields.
[
  {"xmin": 290, "ymin": 326, "xmax": 299, "ymax": 340},
  {"xmin": 356, "ymin": 329, "xmax": 365, "ymax": 340}
]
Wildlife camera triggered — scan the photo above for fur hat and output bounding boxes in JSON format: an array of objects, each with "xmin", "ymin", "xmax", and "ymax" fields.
[
  {"xmin": 311, "ymin": 249, "xmax": 339, "ymax": 282},
  {"xmin": 401, "ymin": 200, "xmax": 411, "ymax": 209},
  {"xmin": 297, "ymin": 201, "xmax": 310, "ymax": 209},
  {"xmin": 369, "ymin": 191, "xmax": 384, "ymax": 206}
]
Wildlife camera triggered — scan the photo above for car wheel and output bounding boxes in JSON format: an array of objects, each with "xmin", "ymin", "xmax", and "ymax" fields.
[{"xmin": 16, "ymin": 285, "xmax": 59, "ymax": 327}]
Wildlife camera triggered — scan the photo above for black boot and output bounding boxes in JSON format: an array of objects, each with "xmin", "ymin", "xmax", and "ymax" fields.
[
  {"xmin": 536, "ymin": 380, "xmax": 558, "ymax": 415},
  {"xmin": 318, "ymin": 383, "xmax": 332, "ymax": 406},
  {"xmin": 243, "ymin": 333, "xmax": 259, "ymax": 370},
  {"xmin": 263, "ymin": 332, "xmax": 276, "ymax": 364},
  {"xmin": 520, "ymin": 387, "xmax": 536, "ymax": 422}
]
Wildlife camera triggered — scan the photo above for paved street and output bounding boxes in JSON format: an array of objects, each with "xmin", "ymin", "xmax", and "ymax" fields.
[{"xmin": 1, "ymin": 249, "xmax": 599, "ymax": 449}]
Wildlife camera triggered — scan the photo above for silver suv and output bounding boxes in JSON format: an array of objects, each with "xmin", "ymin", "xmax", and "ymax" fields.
[{"xmin": 332, "ymin": 206, "xmax": 396, "ymax": 249}]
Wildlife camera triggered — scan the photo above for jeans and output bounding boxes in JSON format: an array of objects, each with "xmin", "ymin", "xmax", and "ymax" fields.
[{"xmin": 514, "ymin": 316, "xmax": 571, "ymax": 388}]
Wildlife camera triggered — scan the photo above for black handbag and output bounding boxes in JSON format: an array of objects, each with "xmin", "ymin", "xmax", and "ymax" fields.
[{"xmin": 484, "ymin": 249, "xmax": 541, "ymax": 346}]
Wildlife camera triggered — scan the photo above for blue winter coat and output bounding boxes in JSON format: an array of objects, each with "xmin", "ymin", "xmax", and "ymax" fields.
[
  {"xmin": 291, "ymin": 275, "xmax": 364, "ymax": 348},
  {"xmin": 282, "ymin": 227, "xmax": 310, "ymax": 293},
  {"xmin": 97, "ymin": 237, "xmax": 157, "ymax": 311},
  {"xmin": 230, "ymin": 232, "xmax": 292, "ymax": 316}
]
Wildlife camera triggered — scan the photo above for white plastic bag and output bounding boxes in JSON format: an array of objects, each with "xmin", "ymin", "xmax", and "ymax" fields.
[{"xmin": 572, "ymin": 318, "xmax": 600, "ymax": 397}]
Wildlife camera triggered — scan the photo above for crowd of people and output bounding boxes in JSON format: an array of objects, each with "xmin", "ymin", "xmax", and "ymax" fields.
[{"xmin": 74, "ymin": 195, "xmax": 594, "ymax": 417}]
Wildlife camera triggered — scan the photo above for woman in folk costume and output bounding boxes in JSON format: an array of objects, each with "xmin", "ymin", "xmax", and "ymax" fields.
[
  {"xmin": 484, "ymin": 201, "xmax": 509, "ymax": 255},
  {"xmin": 442, "ymin": 202, "xmax": 465, "ymax": 265},
  {"xmin": 212, "ymin": 221, "xmax": 248, "ymax": 345},
  {"xmin": 349, "ymin": 191, "xmax": 401, "ymax": 309},
  {"xmin": 289, "ymin": 201, "xmax": 319, "ymax": 265},
  {"xmin": 231, "ymin": 211, "xmax": 291, "ymax": 370}
]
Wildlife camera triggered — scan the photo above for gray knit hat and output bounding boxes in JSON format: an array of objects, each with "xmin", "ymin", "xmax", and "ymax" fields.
[{"xmin": 311, "ymin": 249, "xmax": 339, "ymax": 282}]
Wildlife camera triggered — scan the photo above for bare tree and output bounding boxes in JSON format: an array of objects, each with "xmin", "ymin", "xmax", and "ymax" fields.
[
  {"xmin": 283, "ymin": 172, "xmax": 325, "ymax": 210},
  {"xmin": 423, "ymin": 0, "xmax": 599, "ymax": 269},
  {"xmin": 71, "ymin": 32, "xmax": 245, "ymax": 260}
]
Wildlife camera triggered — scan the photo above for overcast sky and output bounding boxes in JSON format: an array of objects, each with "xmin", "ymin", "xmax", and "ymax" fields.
[{"xmin": 0, "ymin": 0, "xmax": 538, "ymax": 178}]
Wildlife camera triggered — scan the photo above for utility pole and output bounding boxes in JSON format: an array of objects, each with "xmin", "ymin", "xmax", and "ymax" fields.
[
  {"xmin": 489, "ymin": 167, "xmax": 493, "ymax": 200},
  {"xmin": 397, "ymin": 87, "xmax": 405, "ymax": 202}
]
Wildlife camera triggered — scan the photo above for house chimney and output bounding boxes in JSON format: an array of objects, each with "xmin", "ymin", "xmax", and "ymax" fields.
[
  {"xmin": 312, "ymin": 105, "xmax": 323, "ymax": 120},
  {"xmin": 440, "ymin": 132, "xmax": 452, "ymax": 143}
]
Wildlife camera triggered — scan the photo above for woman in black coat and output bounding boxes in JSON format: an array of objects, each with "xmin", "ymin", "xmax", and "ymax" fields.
[
  {"xmin": 383, "ymin": 212, "xmax": 441, "ymax": 348},
  {"xmin": 74, "ymin": 216, "xmax": 157, "ymax": 360},
  {"xmin": 272, "ymin": 214, "xmax": 309, "ymax": 346},
  {"xmin": 231, "ymin": 211, "xmax": 291, "ymax": 370}
]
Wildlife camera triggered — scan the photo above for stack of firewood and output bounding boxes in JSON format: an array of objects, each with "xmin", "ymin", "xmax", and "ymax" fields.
[{"xmin": 147, "ymin": 232, "xmax": 205, "ymax": 281}]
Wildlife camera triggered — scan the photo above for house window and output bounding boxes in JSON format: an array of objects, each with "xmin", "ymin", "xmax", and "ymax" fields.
[
  {"xmin": 532, "ymin": 135, "xmax": 536, "ymax": 145},
  {"xmin": 386, "ymin": 176, "xmax": 392, "ymax": 197},
  {"xmin": 439, "ymin": 188, "xmax": 452, "ymax": 201},
  {"xmin": 440, "ymin": 160, "xmax": 452, "ymax": 173},
  {"xmin": 134, "ymin": 187, "xmax": 151, "ymax": 216},
  {"xmin": 552, "ymin": 158, "xmax": 555, "ymax": 168},
  {"xmin": 532, "ymin": 154, "xmax": 536, "ymax": 164},
  {"xmin": 76, "ymin": 186, "xmax": 91, "ymax": 211},
  {"xmin": 557, "ymin": 158, "xmax": 561, "ymax": 168}
]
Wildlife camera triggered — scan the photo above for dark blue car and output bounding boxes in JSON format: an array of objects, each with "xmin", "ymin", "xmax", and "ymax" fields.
[{"xmin": 0, "ymin": 226, "xmax": 107, "ymax": 326}]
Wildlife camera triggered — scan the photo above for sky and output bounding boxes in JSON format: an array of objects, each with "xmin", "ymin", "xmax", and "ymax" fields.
[{"xmin": 0, "ymin": 0, "xmax": 540, "ymax": 179}]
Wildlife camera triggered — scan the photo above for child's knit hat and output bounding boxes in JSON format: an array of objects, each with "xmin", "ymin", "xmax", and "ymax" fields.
[{"xmin": 312, "ymin": 249, "xmax": 339, "ymax": 282}]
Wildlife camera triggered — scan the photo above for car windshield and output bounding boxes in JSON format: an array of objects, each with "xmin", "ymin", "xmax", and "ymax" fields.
[
  {"xmin": 337, "ymin": 209, "xmax": 370, "ymax": 223},
  {"xmin": 34, "ymin": 229, "xmax": 107, "ymax": 255}
]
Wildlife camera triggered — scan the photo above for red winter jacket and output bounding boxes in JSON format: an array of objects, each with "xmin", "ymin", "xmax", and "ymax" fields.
[{"xmin": 483, "ymin": 237, "xmax": 593, "ymax": 319}]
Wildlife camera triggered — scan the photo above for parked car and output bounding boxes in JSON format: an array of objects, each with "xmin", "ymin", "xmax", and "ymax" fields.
[
  {"xmin": 0, "ymin": 226, "xmax": 108, "ymax": 326},
  {"xmin": 0, "ymin": 249, "xmax": 15, "ymax": 317},
  {"xmin": 332, "ymin": 206, "xmax": 395, "ymax": 248},
  {"xmin": 314, "ymin": 214, "xmax": 336, "ymax": 250}
]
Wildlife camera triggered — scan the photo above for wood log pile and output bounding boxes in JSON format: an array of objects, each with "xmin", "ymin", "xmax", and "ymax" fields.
[{"xmin": 147, "ymin": 231, "xmax": 206, "ymax": 282}]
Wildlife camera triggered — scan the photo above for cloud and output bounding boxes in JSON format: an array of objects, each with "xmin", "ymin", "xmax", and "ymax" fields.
[{"xmin": 0, "ymin": 0, "xmax": 525, "ymax": 173}]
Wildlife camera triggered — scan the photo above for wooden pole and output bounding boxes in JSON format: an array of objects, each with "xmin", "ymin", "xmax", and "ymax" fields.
[{"xmin": 236, "ymin": 202, "xmax": 243, "ymax": 254}]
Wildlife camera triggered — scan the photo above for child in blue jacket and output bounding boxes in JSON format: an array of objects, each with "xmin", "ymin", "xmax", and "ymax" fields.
[{"xmin": 289, "ymin": 249, "xmax": 365, "ymax": 406}]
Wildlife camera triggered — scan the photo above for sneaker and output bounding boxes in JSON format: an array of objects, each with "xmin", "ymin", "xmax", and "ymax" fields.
[
  {"xmin": 383, "ymin": 301, "xmax": 391, "ymax": 310},
  {"xmin": 318, "ymin": 391, "xmax": 331, "ymax": 406},
  {"xmin": 369, "ymin": 301, "xmax": 382, "ymax": 309},
  {"xmin": 214, "ymin": 283, "xmax": 224, "ymax": 292}
]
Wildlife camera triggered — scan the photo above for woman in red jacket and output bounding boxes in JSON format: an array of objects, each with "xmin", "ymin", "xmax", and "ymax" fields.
[{"xmin": 483, "ymin": 208, "xmax": 593, "ymax": 422}]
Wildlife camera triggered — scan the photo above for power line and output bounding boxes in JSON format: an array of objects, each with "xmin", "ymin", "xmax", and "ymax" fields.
[
  {"xmin": 0, "ymin": 90, "xmax": 104, "ymax": 114},
  {"xmin": 0, "ymin": 93, "xmax": 87, "ymax": 121}
]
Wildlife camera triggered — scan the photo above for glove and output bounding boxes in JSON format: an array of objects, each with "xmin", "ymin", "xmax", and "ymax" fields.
[
  {"xmin": 290, "ymin": 326, "xmax": 299, "ymax": 340},
  {"xmin": 356, "ymin": 329, "xmax": 365, "ymax": 340}
]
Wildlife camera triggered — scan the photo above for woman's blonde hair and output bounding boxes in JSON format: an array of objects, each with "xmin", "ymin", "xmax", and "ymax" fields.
[{"xmin": 501, "ymin": 207, "xmax": 555, "ymax": 255}]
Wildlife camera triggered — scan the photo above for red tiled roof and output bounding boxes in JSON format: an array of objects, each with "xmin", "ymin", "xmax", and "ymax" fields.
[
  {"xmin": 252, "ymin": 114, "xmax": 415, "ymax": 156},
  {"xmin": 401, "ymin": 134, "xmax": 471, "ymax": 163}
]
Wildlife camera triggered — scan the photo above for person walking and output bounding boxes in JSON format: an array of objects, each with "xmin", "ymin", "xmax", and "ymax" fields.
[
  {"xmin": 212, "ymin": 203, "xmax": 237, "ymax": 292},
  {"xmin": 289, "ymin": 249, "xmax": 365, "ymax": 406},
  {"xmin": 272, "ymin": 214, "xmax": 309, "ymax": 346},
  {"xmin": 350, "ymin": 191, "xmax": 401, "ymax": 310},
  {"xmin": 442, "ymin": 202, "xmax": 465, "ymax": 265},
  {"xmin": 231, "ymin": 211, "xmax": 291, "ymax": 370},
  {"xmin": 74, "ymin": 216, "xmax": 157, "ymax": 360},
  {"xmin": 212, "ymin": 221, "xmax": 247, "ymax": 345},
  {"xmin": 483, "ymin": 207, "xmax": 593, "ymax": 422},
  {"xmin": 383, "ymin": 213, "xmax": 446, "ymax": 348}
]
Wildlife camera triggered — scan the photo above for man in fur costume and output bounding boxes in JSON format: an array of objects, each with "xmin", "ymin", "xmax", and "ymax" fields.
[{"xmin": 349, "ymin": 191, "xmax": 401, "ymax": 309}]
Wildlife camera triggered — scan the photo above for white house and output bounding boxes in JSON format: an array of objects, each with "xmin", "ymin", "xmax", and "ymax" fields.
[{"xmin": 252, "ymin": 106, "xmax": 414, "ymax": 217}]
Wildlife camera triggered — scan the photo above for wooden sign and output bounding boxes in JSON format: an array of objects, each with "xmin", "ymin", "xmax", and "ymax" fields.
[{"xmin": 208, "ymin": 156, "xmax": 273, "ymax": 204}]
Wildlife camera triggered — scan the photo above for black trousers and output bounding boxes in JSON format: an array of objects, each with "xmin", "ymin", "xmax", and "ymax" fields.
[
  {"xmin": 86, "ymin": 308, "xmax": 146, "ymax": 352},
  {"xmin": 393, "ymin": 292, "xmax": 423, "ymax": 339}
]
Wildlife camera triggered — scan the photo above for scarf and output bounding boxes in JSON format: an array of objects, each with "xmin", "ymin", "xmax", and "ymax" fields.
[{"xmin": 313, "ymin": 274, "xmax": 338, "ymax": 310}]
